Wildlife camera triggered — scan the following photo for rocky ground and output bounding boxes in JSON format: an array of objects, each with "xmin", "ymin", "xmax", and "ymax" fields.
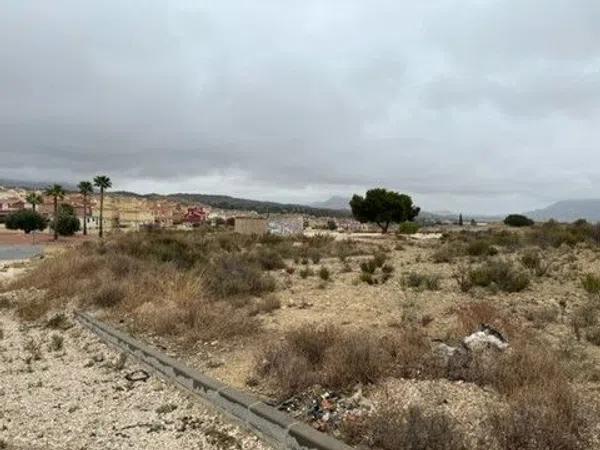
[{"xmin": 0, "ymin": 309, "xmax": 271, "ymax": 450}]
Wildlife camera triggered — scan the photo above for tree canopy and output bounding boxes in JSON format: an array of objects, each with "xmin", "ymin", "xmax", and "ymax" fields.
[
  {"xmin": 350, "ymin": 188, "xmax": 420, "ymax": 233},
  {"xmin": 5, "ymin": 210, "xmax": 47, "ymax": 234},
  {"xmin": 504, "ymin": 214, "xmax": 534, "ymax": 227}
]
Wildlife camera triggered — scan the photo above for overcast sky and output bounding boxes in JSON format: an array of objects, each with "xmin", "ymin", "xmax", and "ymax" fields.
[{"xmin": 2, "ymin": 1, "xmax": 600, "ymax": 214}]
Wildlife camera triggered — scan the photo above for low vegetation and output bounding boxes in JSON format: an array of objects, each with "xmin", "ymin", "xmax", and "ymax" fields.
[{"xmin": 5, "ymin": 220, "xmax": 600, "ymax": 449}]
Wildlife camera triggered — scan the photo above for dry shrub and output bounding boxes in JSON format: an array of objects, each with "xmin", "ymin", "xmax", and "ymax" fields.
[
  {"xmin": 256, "ymin": 326, "xmax": 429, "ymax": 396},
  {"xmin": 90, "ymin": 284, "xmax": 125, "ymax": 307},
  {"xmin": 525, "ymin": 305, "xmax": 560, "ymax": 328},
  {"xmin": 343, "ymin": 403, "xmax": 466, "ymax": 450},
  {"xmin": 585, "ymin": 326, "xmax": 600, "ymax": 346},
  {"xmin": 253, "ymin": 247, "xmax": 285, "ymax": 271},
  {"xmin": 318, "ymin": 266, "xmax": 331, "ymax": 281},
  {"xmin": 204, "ymin": 254, "xmax": 276, "ymax": 299},
  {"xmin": 138, "ymin": 297, "xmax": 257, "ymax": 341},
  {"xmin": 15, "ymin": 297, "xmax": 50, "ymax": 322},
  {"xmin": 450, "ymin": 302, "xmax": 515, "ymax": 341},
  {"xmin": 432, "ymin": 244, "xmax": 460, "ymax": 263},
  {"xmin": 469, "ymin": 259, "xmax": 530, "ymax": 292},
  {"xmin": 249, "ymin": 294, "xmax": 281, "ymax": 315},
  {"xmin": 489, "ymin": 383, "xmax": 588, "ymax": 450},
  {"xmin": 402, "ymin": 272, "xmax": 441, "ymax": 291},
  {"xmin": 581, "ymin": 273, "xmax": 600, "ymax": 295},
  {"xmin": 466, "ymin": 239, "xmax": 497, "ymax": 257}
]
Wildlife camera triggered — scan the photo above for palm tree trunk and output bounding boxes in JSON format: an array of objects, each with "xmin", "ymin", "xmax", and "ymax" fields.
[
  {"xmin": 99, "ymin": 188, "xmax": 104, "ymax": 238},
  {"xmin": 32, "ymin": 204, "xmax": 36, "ymax": 212},
  {"xmin": 83, "ymin": 194, "xmax": 87, "ymax": 236},
  {"xmin": 53, "ymin": 197, "xmax": 58, "ymax": 240}
]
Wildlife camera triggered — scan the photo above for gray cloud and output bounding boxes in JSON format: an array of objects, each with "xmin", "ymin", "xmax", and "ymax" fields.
[{"xmin": 2, "ymin": 0, "xmax": 600, "ymax": 214}]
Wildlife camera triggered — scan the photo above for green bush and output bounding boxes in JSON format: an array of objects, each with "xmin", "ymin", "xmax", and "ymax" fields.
[
  {"xmin": 469, "ymin": 260, "xmax": 529, "ymax": 292},
  {"xmin": 52, "ymin": 214, "xmax": 81, "ymax": 236},
  {"xmin": 5, "ymin": 210, "xmax": 47, "ymax": 234},
  {"xmin": 466, "ymin": 239, "xmax": 497, "ymax": 257},
  {"xmin": 360, "ymin": 260, "xmax": 377, "ymax": 274},
  {"xmin": 318, "ymin": 266, "xmax": 331, "ymax": 281},
  {"xmin": 504, "ymin": 214, "xmax": 534, "ymax": 227},
  {"xmin": 397, "ymin": 221, "xmax": 420, "ymax": 235}
]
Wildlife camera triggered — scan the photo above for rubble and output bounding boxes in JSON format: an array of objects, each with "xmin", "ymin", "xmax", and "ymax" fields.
[{"xmin": 463, "ymin": 324, "xmax": 508, "ymax": 352}]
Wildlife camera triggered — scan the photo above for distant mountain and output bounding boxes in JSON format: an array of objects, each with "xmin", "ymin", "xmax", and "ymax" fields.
[
  {"xmin": 525, "ymin": 199, "xmax": 600, "ymax": 222},
  {"xmin": 310, "ymin": 196, "xmax": 351, "ymax": 210},
  {"xmin": 113, "ymin": 191, "xmax": 352, "ymax": 218}
]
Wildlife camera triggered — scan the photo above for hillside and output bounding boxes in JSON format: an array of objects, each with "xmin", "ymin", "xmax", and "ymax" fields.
[
  {"xmin": 113, "ymin": 191, "xmax": 352, "ymax": 218},
  {"xmin": 525, "ymin": 199, "xmax": 600, "ymax": 222},
  {"xmin": 309, "ymin": 196, "xmax": 351, "ymax": 210}
]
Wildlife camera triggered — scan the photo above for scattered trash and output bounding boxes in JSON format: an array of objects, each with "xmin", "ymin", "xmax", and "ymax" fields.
[
  {"xmin": 125, "ymin": 369, "xmax": 150, "ymax": 383},
  {"xmin": 276, "ymin": 385, "xmax": 373, "ymax": 433}
]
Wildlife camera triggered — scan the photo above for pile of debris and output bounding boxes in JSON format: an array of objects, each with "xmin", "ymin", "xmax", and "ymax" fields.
[
  {"xmin": 275, "ymin": 385, "xmax": 374, "ymax": 434},
  {"xmin": 434, "ymin": 324, "xmax": 509, "ymax": 378}
]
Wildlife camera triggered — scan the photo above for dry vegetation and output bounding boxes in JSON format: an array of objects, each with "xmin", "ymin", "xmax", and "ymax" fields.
[{"xmin": 5, "ymin": 221, "xmax": 600, "ymax": 449}]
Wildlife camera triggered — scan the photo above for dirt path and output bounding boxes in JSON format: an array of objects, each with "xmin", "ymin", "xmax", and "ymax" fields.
[{"xmin": 0, "ymin": 310, "xmax": 271, "ymax": 450}]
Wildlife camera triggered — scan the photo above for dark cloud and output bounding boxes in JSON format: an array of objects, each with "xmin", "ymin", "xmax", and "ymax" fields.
[{"xmin": 1, "ymin": 0, "xmax": 600, "ymax": 214}]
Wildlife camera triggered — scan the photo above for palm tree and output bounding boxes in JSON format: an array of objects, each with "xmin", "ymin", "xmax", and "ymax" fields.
[
  {"xmin": 93, "ymin": 175, "xmax": 112, "ymax": 238},
  {"xmin": 44, "ymin": 184, "xmax": 65, "ymax": 241},
  {"xmin": 78, "ymin": 181, "xmax": 93, "ymax": 236},
  {"xmin": 25, "ymin": 192, "xmax": 43, "ymax": 212}
]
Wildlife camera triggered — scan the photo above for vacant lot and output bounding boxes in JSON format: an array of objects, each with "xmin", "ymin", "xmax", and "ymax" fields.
[{"xmin": 3, "ymin": 222, "xmax": 600, "ymax": 449}]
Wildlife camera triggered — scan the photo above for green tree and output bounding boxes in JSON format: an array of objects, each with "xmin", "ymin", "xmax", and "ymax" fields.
[
  {"xmin": 25, "ymin": 192, "xmax": 43, "ymax": 212},
  {"xmin": 5, "ymin": 210, "xmax": 47, "ymax": 234},
  {"xmin": 504, "ymin": 214, "xmax": 534, "ymax": 227},
  {"xmin": 78, "ymin": 181, "xmax": 93, "ymax": 236},
  {"xmin": 350, "ymin": 188, "xmax": 420, "ymax": 234},
  {"xmin": 44, "ymin": 184, "xmax": 65, "ymax": 240},
  {"xmin": 93, "ymin": 175, "xmax": 112, "ymax": 238},
  {"xmin": 51, "ymin": 207, "xmax": 80, "ymax": 236},
  {"xmin": 458, "ymin": 213, "xmax": 464, "ymax": 226}
]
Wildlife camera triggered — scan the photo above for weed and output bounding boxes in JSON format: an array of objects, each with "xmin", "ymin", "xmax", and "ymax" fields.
[
  {"xmin": 469, "ymin": 260, "xmax": 529, "ymax": 292},
  {"xmin": 360, "ymin": 272, "xmax": 376, "ymax": 285},
  {"xmin": 299, "ymin": 267, "xmax": 314, "ymax": 279},
  {"xmin": 360, "ymin": 260, "xmax": 377, "ymax": 274},
  {"xmin": 402, "ymin": 272, "xmax": 441, "ymax": 291},
  {"xmin": 318, "ymin": 266, "xmax": 331, "ymax": 281},
  {"xmin": 46, "ymin": 313, "xmax": 71, "ymax": 330},
  {"xmin": 24, "ymin": 338, "xmax": 42, "ymax": 361},
  {"xmin": 581, "ymin": 273, "xmax": 600, "ymax": 295},
  {"xmin": 49, "ymin": 334, "xmax": 64, "ymax": 351}
]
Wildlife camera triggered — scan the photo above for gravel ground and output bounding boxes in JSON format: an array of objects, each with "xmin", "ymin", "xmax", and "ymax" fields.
[{"xmin": 0, "ymin": 310, "xmax": 271, "ymax": 450}]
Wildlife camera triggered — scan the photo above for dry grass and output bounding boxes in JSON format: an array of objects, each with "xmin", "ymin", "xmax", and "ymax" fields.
[
  {"xmin": 468, "ymin": 259, "xmax": 530, "ymax": 292},
  {"xmin": 204, "ymin": 253, "xmax": 276, "ymax": 299},
  {"xmin": 343, "ymin": 403, "xmax": 466, "ymax": 450},
  {"xmin": 402, "ymin": 272, "xmax": 441, "ymax": 291},
  {"xmin": 255, "ymin": 325, "xmax": 430, "ymax": 396}
]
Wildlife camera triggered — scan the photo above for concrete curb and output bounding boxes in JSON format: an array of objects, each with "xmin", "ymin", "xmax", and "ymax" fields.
[{"xmin": 75, "ymin": 312, "xmax": 353, "ymax": 450}]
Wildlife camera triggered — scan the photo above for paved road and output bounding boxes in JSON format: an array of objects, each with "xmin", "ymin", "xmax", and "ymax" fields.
[{"xmin": 0, "ymin": 245, "xmax": 43, "ymax": 261}]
